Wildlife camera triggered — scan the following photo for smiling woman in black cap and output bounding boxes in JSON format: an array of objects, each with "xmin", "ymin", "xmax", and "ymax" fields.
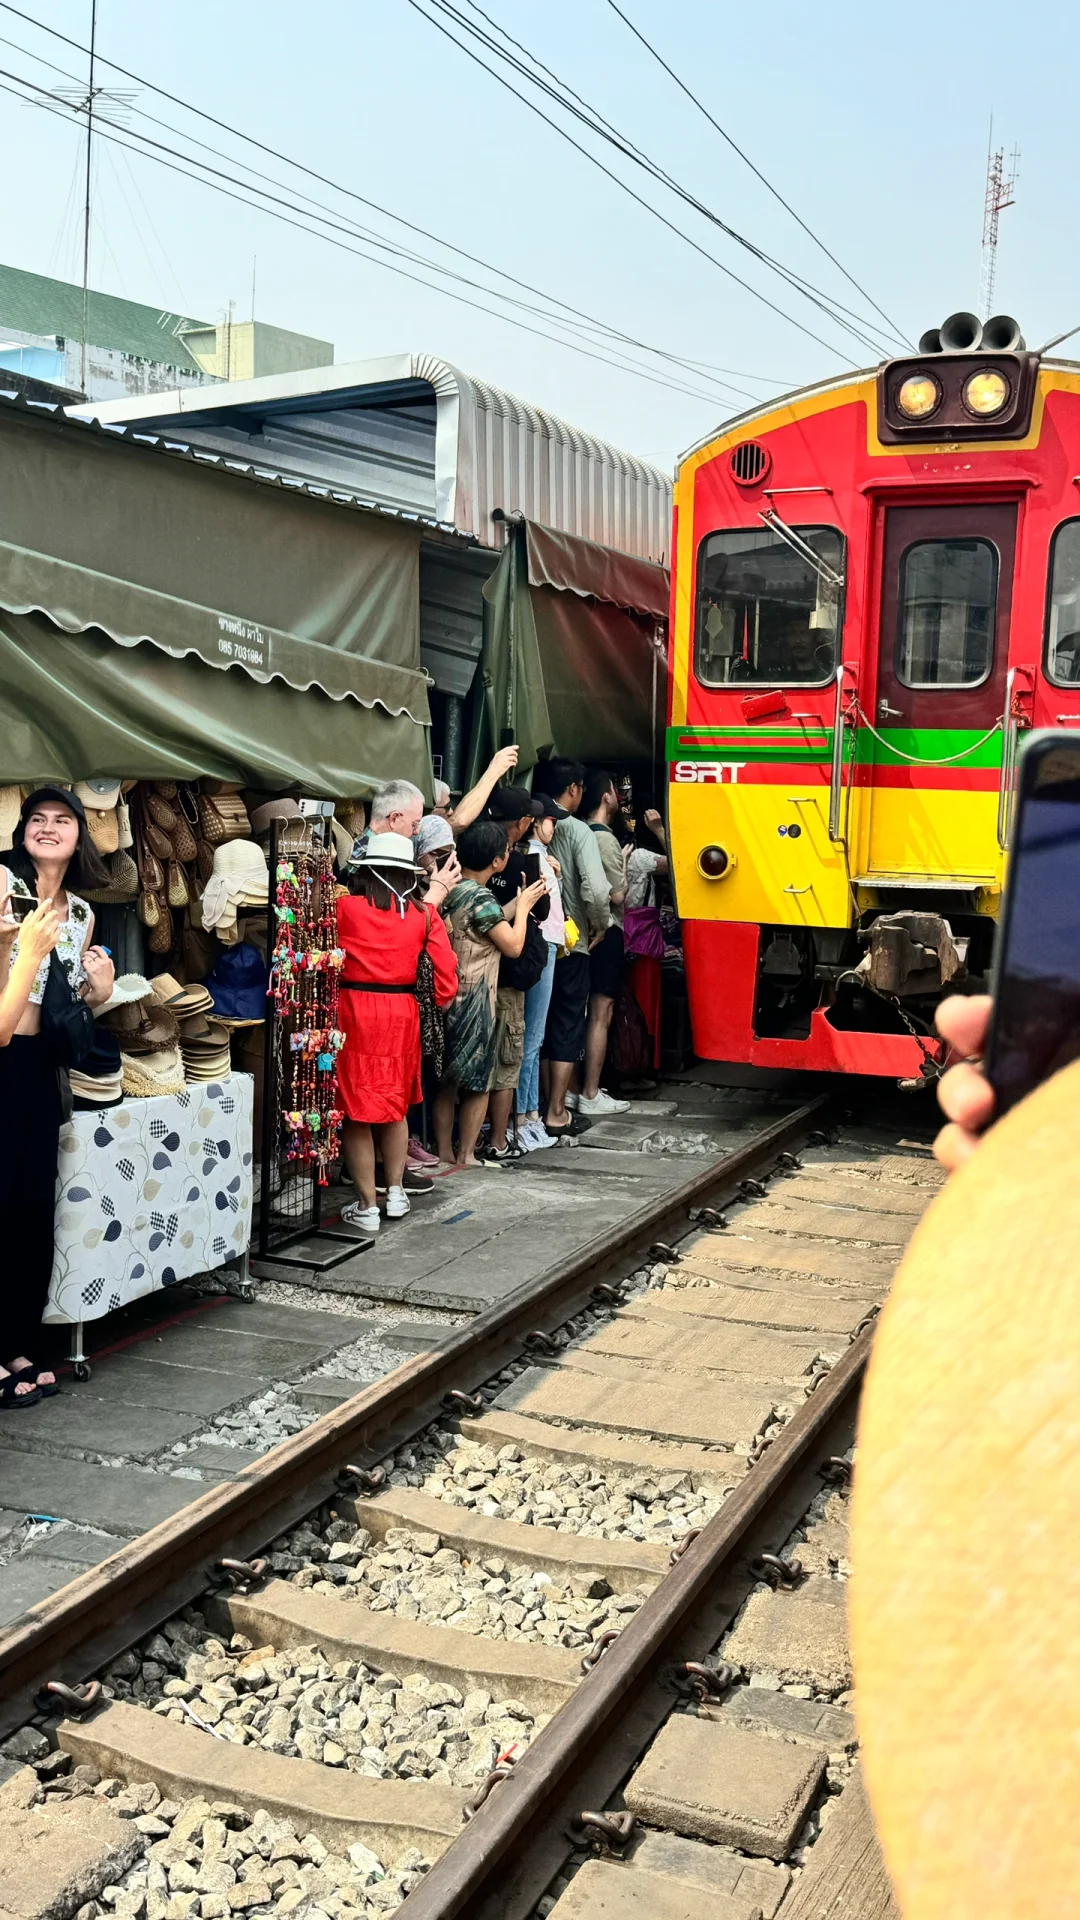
[{"xmin": 0, "ymin": 787, "xmax": 115, "ymax": 1403}]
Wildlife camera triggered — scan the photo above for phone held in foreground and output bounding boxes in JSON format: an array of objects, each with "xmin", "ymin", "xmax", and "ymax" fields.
[{"xmin": 984, "ymin": 731, "xmax": 1080, "ymax": 1115}]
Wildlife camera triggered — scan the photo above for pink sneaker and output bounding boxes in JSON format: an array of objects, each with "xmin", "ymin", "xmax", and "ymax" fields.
[{"xmin": 407, "ymin": 1136, "xmax": 440, "ymax": 1168}]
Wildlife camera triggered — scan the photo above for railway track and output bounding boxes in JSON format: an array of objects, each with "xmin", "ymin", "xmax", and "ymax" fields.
[{"xmin": 0, "ymin": 1095, "xmax": 943, "ymax": 1920}]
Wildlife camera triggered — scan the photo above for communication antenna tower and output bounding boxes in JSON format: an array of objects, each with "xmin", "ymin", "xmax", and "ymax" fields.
[{"xmin": 980, "ymin": 120, "xmax": 1019, "ymax": 321}]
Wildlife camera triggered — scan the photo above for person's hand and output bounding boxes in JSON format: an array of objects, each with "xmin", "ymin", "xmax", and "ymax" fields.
[
  {"xmin": 489, "ymin": 744, "xmax": 519, "ymax": 779},
  {"xmin": 587, "ymin": 926, "xmax": 608, "ymax": 950},
  {"xmin": 547, "ymin": 854, "xmax": 561, "ymax": 877},
  {"xmin": 644, "ymin": 808, "xmax": 665, "ymax": 839},
  {"xmin": 424, "ymin": 851, "xmax": 461, "ymax": 902},
  {"xmin": 17, "ymin": 900, "xmax": 60, "ymax": 969},
  {"xmin": 81, "ymin": 944, "xmax": 116, "ymax": 1007},
  {"xmin": 515, "ymin": 877, "xmax": 547, "ymax": 915},
  {"xmin": 934, "ymin": 994, "xmax": 994, "ymax": 1171},
  {"xmin": 0, "ymin": 892, "xmax": 19, "ymax": 954}
]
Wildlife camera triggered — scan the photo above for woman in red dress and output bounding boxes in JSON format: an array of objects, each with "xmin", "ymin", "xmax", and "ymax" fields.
[{"xmin": 337, "ymin": 834, "xmax": 457, "ymax": 1233}]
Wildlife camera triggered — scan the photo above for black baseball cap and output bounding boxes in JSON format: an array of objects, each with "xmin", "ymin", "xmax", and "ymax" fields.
[
  {"xmin": 19, "ymin": 786, "xmax": 86, "ymax": 827},
  {"xmin": 486, "ymin": 785, "xmax": 544, "ymax": 822},
  {"xmin": 532, "ymin": 793, "xmax": 565, "ymax": 821}
]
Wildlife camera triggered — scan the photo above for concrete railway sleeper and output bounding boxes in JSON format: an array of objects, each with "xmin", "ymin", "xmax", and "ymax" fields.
[{"xmin": 0, "ymin": 1101, "xmax": 941, "ymax": 1920}]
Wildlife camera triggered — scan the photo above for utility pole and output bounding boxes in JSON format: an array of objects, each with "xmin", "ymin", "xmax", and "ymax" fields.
[
  {"xmin": 980, "ymin": 118, "xmax": 1019, "ymax": 321},
  {"xmin": 80, "ymin": 0, "xmax": 98, "ymax": 397}
]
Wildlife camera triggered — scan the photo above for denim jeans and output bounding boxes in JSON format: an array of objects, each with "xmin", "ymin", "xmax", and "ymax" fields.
[{"xmin": 518, "ymin": 942, "xmax": 556, "ymax": 1112}]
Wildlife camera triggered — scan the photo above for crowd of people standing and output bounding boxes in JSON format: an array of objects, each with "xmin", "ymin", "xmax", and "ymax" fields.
[{"xmin": 333, "ymin": 748, "xmax": 673, "ymax": 1233}]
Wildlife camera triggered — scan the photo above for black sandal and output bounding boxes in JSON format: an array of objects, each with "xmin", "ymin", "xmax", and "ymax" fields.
[
  {"xmin": 11, "ymin": 1364, "xmax": 60, "ymax": 1398},
  {"xmin": 0, "ymin": 1374, "xmax": 41, "ymax": 1409}
]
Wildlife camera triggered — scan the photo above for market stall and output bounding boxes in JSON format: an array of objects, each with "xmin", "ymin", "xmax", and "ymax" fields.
[{"xmin": 0, "ymin": 393, "xmax": 427, "ymax": 1349}]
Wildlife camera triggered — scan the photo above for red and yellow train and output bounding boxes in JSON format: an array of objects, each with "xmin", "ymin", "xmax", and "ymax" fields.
[{"xmin": 667, "ymin": 310, "xmax": 1080, "ymax": 1079}]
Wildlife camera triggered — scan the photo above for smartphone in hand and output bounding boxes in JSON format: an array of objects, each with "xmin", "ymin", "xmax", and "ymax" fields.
[{"xmin": 985, "ymin": 732, "xmax": 1080, "ymax": 1114}]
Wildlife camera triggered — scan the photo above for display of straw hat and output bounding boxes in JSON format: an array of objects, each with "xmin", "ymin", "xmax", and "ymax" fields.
[
  {"xmin": 0, "ymin": 787, "xmax": 23, "ymax": 853},
  {"xmin": 70, "ymin": 1064, "xmax": 124, "ymax": 1108},
  {"xmin": 99, "ymin": 973, "xmax": 153, "ymax": 1012},
  {"xmin": 250, "ymin": 798, "xmax": 304, "ymax": 837},
  {"xmin": 201, "ymin": 840, "xmax": 269, "ymax": 931},
  {"xmin": 150, "ymin": 973, "xmax": 214, "ymax": 1017},
  {"xmin": 73, "ymin": 778, "xmax": 121, "ymax": 809},
  {"xmin": 120, "ymin": 1044, "xmax": 186, "ymax": 1099},
  {"xmin": 179, "ymin": 1009, "xmax": 233, "ymax": 1083},
  {"xmin": 106, "ymin": 1001, "xmax": 180, "ymax": 1054}
]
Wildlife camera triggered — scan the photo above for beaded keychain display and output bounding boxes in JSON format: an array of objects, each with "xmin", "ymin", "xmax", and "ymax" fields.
[{"xmin": 269, "ymin": 839, "xmax": 345, "ymax": 1184}]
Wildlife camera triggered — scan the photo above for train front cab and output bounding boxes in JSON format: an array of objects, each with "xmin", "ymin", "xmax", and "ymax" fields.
[{"xmin": 669, "ymin": 327, "xmax": 1080, "ymax": 1078}]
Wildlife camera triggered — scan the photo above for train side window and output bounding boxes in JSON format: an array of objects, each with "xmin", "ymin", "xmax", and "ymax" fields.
[
  {"xmin": 896, "ymin": 538, "xmax": 997, "ymax": 688},
  {"xmin": 1045, "ymin": 520, "xmax": 1080, "ymax": 685},
  {"xmin": 694, "ymin": 525, "xmax": 843, "ymax": 687}
]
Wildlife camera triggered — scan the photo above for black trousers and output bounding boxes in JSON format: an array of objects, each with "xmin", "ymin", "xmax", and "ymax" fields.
[{"xmin": 0, "ymin": 1034, "xmax": 61, "ymax": 1361}]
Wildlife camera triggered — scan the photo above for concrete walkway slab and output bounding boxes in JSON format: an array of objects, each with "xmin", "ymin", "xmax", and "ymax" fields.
[
  {"xmin": 0, "ymin": 1450, "xmax": 195, "ymax": 1537},
  {"xmin": 81, "ymin": 1353, "xmax": 268, "ymax": 1416},
  {"xmin": 204, "ymin": 1299, "xmax": 364, "ymax": 1343},
  {"xmin": 0, "ymin": 1396, "xmax": 198, "ymax": 1461},
  {"xmin": 21, "ymin": 1527, "xmax": 123, "ymax": 1568},
  {"xmin": 117, "ymin": 1324, "xmax": 339, "ymax": 1377},
  {"xmin": 495, "ymin": 1363, "xmax": 777, "ymax": 1448},
  {"xmin": 59, "ymin": 1701, "xmax": 462, "ymax": 1865},
  {"xmin": 0, "ymin": 1774, "xmax": 143, "ymax": 1919},
  {"xmin": 293, "ymin": 1374, "xmax": 378, "ymax": 1413},
  {"xmin": 0, "ymin": 1555, "xmax": 93, "ymax": 1626},
  {"xmin": 624, "ymin": 1712, "xmax": 825, "ymax": 1856}
]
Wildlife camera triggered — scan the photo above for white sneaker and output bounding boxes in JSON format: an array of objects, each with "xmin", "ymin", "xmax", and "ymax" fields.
[
  {"xmin": 386, "ymin": 1185, "xmax": 411, "ymax": 1219},
  {"xmin": 577, "ymin": 1089, "xmax": 631, "ymax": 1116},
  {"xmin": 529, "ymin": 1123, "xmax": 558, "ymax": 1150},
  {"xmin": 342, "ymin": 1201, "xmax": 380, "ymax": 1233},
  {"xmin": 565, "ymin": 1091, "xmax": 579, "ymax": 1109}
]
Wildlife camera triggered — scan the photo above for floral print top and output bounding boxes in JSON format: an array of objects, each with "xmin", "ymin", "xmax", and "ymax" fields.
[{"xmin": 2, "ymin": 868, "xmax": 92, "ymax": 1003}]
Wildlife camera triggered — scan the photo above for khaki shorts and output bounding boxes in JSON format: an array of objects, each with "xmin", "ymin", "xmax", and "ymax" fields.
[{"xmin": 489, "ymin": 985, "xmax": 526, "ymax": 1090}]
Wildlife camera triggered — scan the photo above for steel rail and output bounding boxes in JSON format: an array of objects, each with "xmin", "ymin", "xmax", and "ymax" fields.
[
  {"xmin": 398, "ymin": 1313, "xmax": 871, "ymax": 1920},
  {"xmin": 0, "ymin": 1094, "xmax": 830, "ymax": 1737}
]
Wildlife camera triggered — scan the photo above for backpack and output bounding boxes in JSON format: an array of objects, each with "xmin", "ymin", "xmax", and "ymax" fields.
[
  {"xmin": 498, "ymin": 913, "xmax": 548, "ymax": 992},
  {"xmin": 610, "ymin": 982, "xmax": 652, "ymax": 1076}
]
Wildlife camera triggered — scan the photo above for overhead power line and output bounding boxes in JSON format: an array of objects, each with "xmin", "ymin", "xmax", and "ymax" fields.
[
  {"xmin": 0, "ymin": 61, "xmax": 761, "ymax": 412},
  {"xmin": 0, "ymin": 2, "xmax": 792, "ymax": 413},
  {"xmin": 409, "ymin": 0, "xmax": 901, "ymax": 360},
  {"xmin": 602, "ymin": 0, "xmax": 911, "ymax": 348}
]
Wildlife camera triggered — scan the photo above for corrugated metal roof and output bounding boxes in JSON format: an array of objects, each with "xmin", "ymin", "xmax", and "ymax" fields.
[
  {"xmin": 68, "ymin": 352, "xmax": 672, "ymax": 564},
  {"xmin": 0, "ymin": 388, "xmax": 471, "ymax": 539}
]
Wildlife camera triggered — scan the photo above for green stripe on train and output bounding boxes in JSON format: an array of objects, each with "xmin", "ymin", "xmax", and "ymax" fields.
[{"xmin": 666, "ymin": 725, "xmax": 1003, "ymax": 769}]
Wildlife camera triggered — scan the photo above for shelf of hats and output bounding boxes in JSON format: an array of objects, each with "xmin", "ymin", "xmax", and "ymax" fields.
[{"xmin": 0, "ymin": 777, "xmax": 365, "ymax": 1338}]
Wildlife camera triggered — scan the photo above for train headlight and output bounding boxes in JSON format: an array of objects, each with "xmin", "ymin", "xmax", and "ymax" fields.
[
  {"xmin": 963, "ymin": 368, "xmax": 1010, "ymax": 416},
  {"xmin": 698, "ymin": 844, "xmax": 735, "ymax": 879},
  {"xmin": 896, "ymin": 373, "xmax": 941, "ymax": 420}
]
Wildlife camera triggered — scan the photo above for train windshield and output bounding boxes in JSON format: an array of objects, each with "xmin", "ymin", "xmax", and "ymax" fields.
[
  {"xmin": 695, "ymin": 525, "xmax": 842, "ymax": 686},
  {"xmin": 1045, "ymin": 520, "xmax": 1080, "ymax": 685},
  {"xmin": 896, "ymin": 538, "xmax": 997, "ymax": 687}
]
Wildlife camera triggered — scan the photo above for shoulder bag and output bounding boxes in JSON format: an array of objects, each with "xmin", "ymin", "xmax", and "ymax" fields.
[{"xmin": 40, "ymin": 950, "xmax": 96, "ymax": 1068}]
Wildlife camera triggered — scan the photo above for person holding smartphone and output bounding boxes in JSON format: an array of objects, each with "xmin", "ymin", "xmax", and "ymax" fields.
[
  {"xmin": 0, "ymin": 788, "xmax": 114, "ymax": 1401},
  {"xmin": 935, "ymin": 733, "xmax": 1080, "ymax": 1170}
]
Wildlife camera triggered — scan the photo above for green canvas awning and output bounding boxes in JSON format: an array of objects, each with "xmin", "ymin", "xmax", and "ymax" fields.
[
  {"xmin": 0, "ymin": 400, "xmax": 433, "ymax": 787},
  {"xmin": 0, "ymin": 610, "xmax": 429, "ymax": 794},
  {"xmin": 466, "ymin": 518, "xmax": 668, "ymax": 779}
]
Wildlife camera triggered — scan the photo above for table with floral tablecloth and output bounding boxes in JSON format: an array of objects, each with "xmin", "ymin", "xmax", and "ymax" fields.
[{"xmin": 45, "ymin": 1074, "xmax": 254, "ymax": 1334}]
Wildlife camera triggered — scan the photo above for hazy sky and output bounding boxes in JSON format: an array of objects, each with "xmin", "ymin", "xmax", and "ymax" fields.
[{"xmin": 2, "ymin": 0, "xmax": 1076, "ymax": 470}]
